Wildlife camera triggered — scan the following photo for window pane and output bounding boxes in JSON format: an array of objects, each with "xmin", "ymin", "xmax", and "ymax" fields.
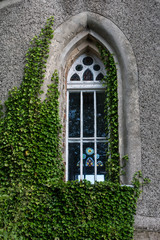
[
  {"xmin": 75, "ymin": 64, "xmax": 83, "ymax": 71},
  {"xmin": 96, "ymin": 73, "xmax": 104, "ymax": 81},
  {"xmin": 69, "ymin": 92, "xmax": 80, "ymax": 137},
  {"xmin": 83, "ymin": 69, "xmax": 93, "ymax": 81},
  {"xmin": 97, "ymin": 91, "xmax": 106, "ymax": 137},
  {"xmin": 93, "ymin": 64, "xmax": 100, "ymax": 71},
  {"xmin": 83, "ymin": 92, "xmax": 94, "ymax": 137},
  {"xmin": 97, "ymin": 142, "xmax": 107, "ymax": 179},
  {"xmin": 68, "ymin": 143, "xmax": 80, "ymax": 180},
  {"xmin": 83, "ymin": 57, "xmax": 93, "ymax": 66},
  {"xmin": 70, "ymin": 73, "xmax": 80, "ymax": 81},
  {"xmin": 83, "ymin": 142, "xmax": 94, "ymax": 181}
]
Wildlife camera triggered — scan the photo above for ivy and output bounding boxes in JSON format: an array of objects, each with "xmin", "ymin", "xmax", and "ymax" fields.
[
  {"xmin": 99, "ymin": 47, "xmax": 120, "ymax": 182},
  {"xmin": 0, "ymin": 17, "xmax": 64, "ymax": 238},
  {"xmin": 0, "ymin": 16, "xmax": 64, "ymax": 189},
  {"xmin": 0, "ymin": 17, "xmax": 148, "ymax": 240}
]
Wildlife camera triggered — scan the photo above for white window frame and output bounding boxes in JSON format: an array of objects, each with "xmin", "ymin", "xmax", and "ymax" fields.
[{"xmin": 66, "ymin": 54, "xmax": 106, "ymax": 183}]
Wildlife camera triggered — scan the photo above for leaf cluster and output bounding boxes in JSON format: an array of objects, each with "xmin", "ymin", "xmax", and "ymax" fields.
[
  {"xmin": 1, "ymin": 181, "xmax": 139, "ymax": 240},
  {"xmin": 0, "ymin": 17, "xmax": 64, "ymax": 238},
  {"xmin": 99, "ymin": 47, "xmax": 120, "ymax": 182},
  {"xmin": 0, "ymin": 17, "xmax": 144, "ymax": 240}
]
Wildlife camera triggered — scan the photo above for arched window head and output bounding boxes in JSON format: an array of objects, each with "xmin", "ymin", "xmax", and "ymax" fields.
[
  {"xmin": 68, "ymin": 53, "xmax": 105, "ymax": 83},
  {"xmin": 66, "ymin": 53, "xmax": 107, "ymax": 183},
  {"xmin": 44, "ymin": 12, "xmax": 141, "ymax": 184}
]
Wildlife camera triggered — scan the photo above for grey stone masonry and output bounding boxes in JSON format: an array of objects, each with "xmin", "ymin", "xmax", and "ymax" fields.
[{"xmin": 0, "ymin": 1, "xmax": 160, "ymax": 239}]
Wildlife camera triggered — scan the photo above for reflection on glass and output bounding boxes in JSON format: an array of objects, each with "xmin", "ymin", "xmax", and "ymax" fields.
[
  {"xmin": 83, "ymin": 142, "xmax": 94, "ymax": 180},
  {"xmin": 83, "ymin": 92, "xmax": 94, "ymax": 137},
  {"xmin": 97, "ymin": 142, "xmax": 107, "ymax": 179},
  {"xmin": 69, "ymin": 92, "xmax": 80, "ymax": 137},
  {"xmin": 78, "ymin": 175, "xmax": 95, "ymax": 184},
  {"xmin": 83, "ymin": 69, "xmax": 93, "ymax": 81},
  {"xmin": 68, "ymin": 143, "xmax": 80, "ymax": 180},
  {"xmin": 97, "ymin": 92, "xmax": 106, "ymax": 137},
  {"xmin": 96, "ymin": 175, "xmax": 105, "ymax": 182}
]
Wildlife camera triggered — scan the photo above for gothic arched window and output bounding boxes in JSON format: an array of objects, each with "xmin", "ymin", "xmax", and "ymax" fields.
[{"xmin": 66, "ymin": 54, "xmax": 108, "ymax": 183}]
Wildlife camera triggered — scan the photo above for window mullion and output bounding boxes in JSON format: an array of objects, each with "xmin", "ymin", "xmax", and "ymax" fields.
[
  {"xmin": 66, "ymin": 91, "xmax": 69, "ymax": 181},
  {"xmin": 80, "ymin": 91, "xmax": 83, "ymax": 181},
  {"xmin": 94, "ymin": 91, "xmax": 97, "ymax": 181}
]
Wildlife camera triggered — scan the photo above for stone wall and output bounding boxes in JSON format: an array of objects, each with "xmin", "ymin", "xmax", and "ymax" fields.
[
  {"xmin": 0, "ymin": 0, "xmax": 159, "ymax": 239},
  {"xmin": 134, "ymin": 231, "xmax": 160, "ymax": 240}
]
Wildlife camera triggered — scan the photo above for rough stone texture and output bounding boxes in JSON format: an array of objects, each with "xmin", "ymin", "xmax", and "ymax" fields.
[
  {"xmin": 0, "ymin": 0, "xmax": 160, "ymax": 237},
  {"xmin": 0, "ymin": 0, "xmax": 22, "ymax": 10},
  {"xmin": 134, "ymin": 231, "xmax": 160, "ymax": 240},
  {"xmin": 43, "ymin": 11, "xmax": 142, "ymax": 186}
]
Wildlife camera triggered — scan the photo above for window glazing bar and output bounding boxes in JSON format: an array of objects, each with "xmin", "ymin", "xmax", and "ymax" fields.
[
  {"xmin": 94, "ymin": 91, "xmax": 97, "ymax": 181},
  {"xmin": 68, "ymin": 138, "xmax": 106, "ymax": 142},
  {"xmin": 67, "ymin": 84, "xmax": 105, "ymax": 90},
  {"xmin": 80, "ymin": 91, "xmax": 83, "ymax": 181},
  {"xmin": 68, "ymin": 137, "xmax": 106, "ymax": 140},
  {"xmin": 66, "ymin": 91, "xmax": 69, "ymax": 181}
]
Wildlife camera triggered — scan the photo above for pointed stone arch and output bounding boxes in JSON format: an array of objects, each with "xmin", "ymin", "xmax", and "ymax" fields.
[{"xmin": 42, "ymin": 12, "xmax": 141, "ymax": 184}]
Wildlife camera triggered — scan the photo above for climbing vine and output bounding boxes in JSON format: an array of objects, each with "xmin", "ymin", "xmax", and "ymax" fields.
[
  {"xmin": 99, "ymin": 47, "xmax": 120, "ymax": 182},
  {"xmin": 0, "ymin": 17, "xmax": 64, "ymax": 188},
  {"xmin": 0, "ymin": 17, "xmax": 64, "ymax": 238},
  {"xmin": 0, "ymin": 17, "xmax": 149, "ymax": 240}
]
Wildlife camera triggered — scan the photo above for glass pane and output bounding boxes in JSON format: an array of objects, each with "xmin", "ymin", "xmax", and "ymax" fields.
[
  {"xmin": 97, "ymin": 142, "xmax": 107, "ymax": 179},
  {"xmin": 83, "ymin": 142, "xmax": 94, "ymax": 181},
  {"xmin": 68, "ymin": 143, "xmax": 80, "ymax": 180},
  {"xmin": 83, "ymin": 57, "xmax": 93, "ymax": 66},
  {"xmin": 75, "ymin": 64, "xmax": 83, "ymax": 71},
  {"xmin": 83, "ymin": 92, "xmax": 94, "ymax": 137},
  {"xmin": 93, "ymin": 64, "xmax": 100, "ymax": 71},
  {"xmin": 83, "ymin": 69, "xmax": 93, "ymax": 81},
  {"xmin": 69, "ymin": 92, "xmax": 80, "ymax": 137},
  {"xmin": 96, "ymin": 73, "xmax": 104, "ymax": 81},
  {"xmin": 70, "ymin": 73, "xmax": 80, "ymax": 81},
  {"xmin": 97, "ymin": 92, "xmax": 106, "ymax": 137}
]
